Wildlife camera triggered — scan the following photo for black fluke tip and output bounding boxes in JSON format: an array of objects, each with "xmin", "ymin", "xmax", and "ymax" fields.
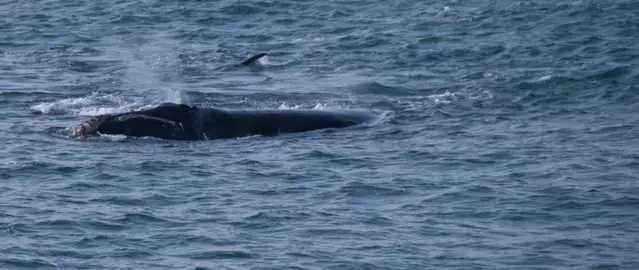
[{"xmin": 240, "ymin": 53, "xmax": 268, "ymax": 66}]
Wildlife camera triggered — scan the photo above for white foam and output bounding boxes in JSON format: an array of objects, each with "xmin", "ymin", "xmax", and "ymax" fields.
[
  {"xmin": 428, "ymin": 91, "xmax": 463, "ymax": 104},
  {"xmin": 256, "ymin": 55, "xmax": 269, "ymax": 66},
  {"xmin": 427, "ymin": 88, "xmax": 493, "ymax": 105},
  {"xmin": 291, "ymin": 37, "xmax": 327, "ymax": 44},
  {"xmin": 277, "ymin": 103, "xmax": 302, "ymax": 109},
  {"xmin": 537, "ymin": 75, "xmax": 553, "ymax": 82},
  {"xmin": 312, "ymin": 103, "xmax": 330, "ymax": 110},
  {"xmin": 30, "ymin": 94, "xmax": 91, "ymax": 114},
  {"xmin": 468, "ymin": 89, "xmax": 494, "ymax": 100},
  {"xmin": 31, "ymin": 88, "xmax": 187, "ymax": 117},
  {"xmin": 275, "ymin": 102, "xmax": 337, "ymax": 110},
  {"xmin": 95, "ymin": 133, "xmax": 129, "ymax": 141},
  {"xmin": 77, "ymin": 106, "xmax": 128, "ymax": 116},
  {"xmin": 233, "ymin": 134, "xmax": 263, "ymax": 140},
  {"xmin": 30, "ymin": 93, "xmax": 128, "ymax": 115},
  {"xmin": 162, "ymin": 88, "xmax": 185, "ymax": 104}
]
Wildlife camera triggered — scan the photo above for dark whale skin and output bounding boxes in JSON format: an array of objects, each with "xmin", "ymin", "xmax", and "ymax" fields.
[{"xmin": 75, "ymin": 103, "xmax": 374, "ymax": 141}]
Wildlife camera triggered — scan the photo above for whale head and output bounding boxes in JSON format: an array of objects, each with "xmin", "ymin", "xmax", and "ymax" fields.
[
  {"xmin": 73, "ymin": 103, "xmax": 198, "ymax": 140},
  {"xmin": 74, "ymin": 115, "xmax": 110, "ymax": 137}
]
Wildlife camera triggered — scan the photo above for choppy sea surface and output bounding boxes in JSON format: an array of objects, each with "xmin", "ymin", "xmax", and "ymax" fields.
[{"xmin": 1, "ymin": 1, "xmax": 638, "ymax": 269}]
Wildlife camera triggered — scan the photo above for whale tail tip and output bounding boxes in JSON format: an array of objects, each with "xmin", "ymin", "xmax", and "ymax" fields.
[{"xmin": 240, "ymin": 53, "xmax": 268, "ymax": 66}]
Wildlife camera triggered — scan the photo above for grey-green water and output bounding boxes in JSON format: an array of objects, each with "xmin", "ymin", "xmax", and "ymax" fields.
[{"xmin": 1, "ymin": 1, "xmax": 638, "ymax": 269}]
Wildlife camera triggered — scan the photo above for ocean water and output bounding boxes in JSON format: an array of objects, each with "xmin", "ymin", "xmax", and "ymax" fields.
[{"xmin": 1, "ymin": 0, "xmax": 638, "ymax": 269}]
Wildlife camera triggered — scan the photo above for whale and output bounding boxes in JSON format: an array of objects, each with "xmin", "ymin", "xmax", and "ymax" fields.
[
  {"xmin": 73, "ymin": 53, "xmax": 374, "ymax": 140},
  {"xmin": 74, "ymin": 102, "xmax": 375, "ymax": 140},
  {"xmin": 240, "ymin": 53, "xmax": 267, "ymax": 66},
  {"xmin": 213, "ymin": 53, "xmax": 269, "ymax": 71}
]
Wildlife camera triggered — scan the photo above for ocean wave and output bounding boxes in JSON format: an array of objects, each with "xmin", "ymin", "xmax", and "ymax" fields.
[
  {"xmin": 30, "ymin": 92, "xmax": 129, "ymax": 116},
  {"xmin": 339, "ymin": 181, "xmax": 408, "ymax": 197},
  {"xmin": 516, "ymin": 75, "xmax": 579, "ymax": 90},
  {"xmin": 349, "ymin": 81, "xmax": 414, "ymax": 96},
  {"xmin": 30, "ymin": 88, "xmax": 186, "ymax": 117},
  {"xmin": 588, "ymin": 65, "xmax": 633, "ymax": 81}
]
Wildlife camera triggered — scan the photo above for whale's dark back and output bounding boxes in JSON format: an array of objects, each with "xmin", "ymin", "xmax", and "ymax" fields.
[
  {"xmin": 76, "ymin": 103, "xmax": 375, "ymax": 140},
  {"xmin": 195, "ymin": 108, "xmax": 374, "ymax": 140}
]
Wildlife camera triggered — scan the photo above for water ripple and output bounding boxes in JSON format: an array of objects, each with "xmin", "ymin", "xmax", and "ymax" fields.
[{"xmin": 1, "ymin": 0, "xmax": 638, "ymax": 269}]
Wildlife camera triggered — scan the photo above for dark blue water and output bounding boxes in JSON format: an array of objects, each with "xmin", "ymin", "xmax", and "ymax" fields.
[{"xmin": 1, "ymin": 1, "xmax": 638, "ymax": 269}]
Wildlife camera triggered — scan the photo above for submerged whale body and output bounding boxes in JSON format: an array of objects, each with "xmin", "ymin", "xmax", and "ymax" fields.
[{"xmin": 74, "ymin": 103, "xmax": 375, "ymax": 140}]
